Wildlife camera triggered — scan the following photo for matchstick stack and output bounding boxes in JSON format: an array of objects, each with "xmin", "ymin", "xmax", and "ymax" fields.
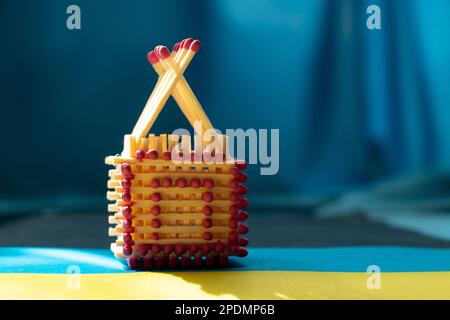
[{"xmin": 105, "ymin": 39, "xmax": 249, "ymax": 269}]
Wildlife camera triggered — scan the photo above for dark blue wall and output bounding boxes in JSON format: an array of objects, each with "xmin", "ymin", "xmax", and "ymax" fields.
[{"xmin": 0, "ymin": 0, "xmax": 449, "ymax": 212}]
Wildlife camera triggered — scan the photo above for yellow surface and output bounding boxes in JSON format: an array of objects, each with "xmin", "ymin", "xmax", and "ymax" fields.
[{"xmin": 1, "ymin": 271, "xmax": 450, "ymax": 300}]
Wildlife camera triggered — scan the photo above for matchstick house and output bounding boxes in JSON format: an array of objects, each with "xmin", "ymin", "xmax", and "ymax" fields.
[{"xmin": 106, "ymin": 39, "xmax": 249, "ymax": 269}]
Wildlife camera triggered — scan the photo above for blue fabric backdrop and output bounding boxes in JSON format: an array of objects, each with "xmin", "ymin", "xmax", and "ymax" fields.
[{"xmin": 0, "ymin": 0, "xmax": 449, "ymax": 212}]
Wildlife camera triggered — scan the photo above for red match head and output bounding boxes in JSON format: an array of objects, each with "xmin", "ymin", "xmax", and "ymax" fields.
[
  {"xmin": 173, "ymin": 42, "xmax": 180, "ymax": 52},
  {"xmin": 190, "ymin": 40, "xmax": 201, "ymax": 52},
  {"xmin": 237, "ymin": 247, "xmax": 248, "ymax": 257},
  {"xmin": 154, "ymin": 45, "xmax": 162, "ymax": 56},
  {"xmin": 145, "ymin": 149, "xmax": 158, "ymax": 160},
  {"xmin": 180, "ymin": 38, "xmax": 193, "ymax": 49},
  {"xmin": 151, "ymin": 192, "xmax": 161, "ymax": 202},
  {"xmin": 155, "ymin": 45, "xmax": 171, "ymax": 59},
  {"xmin": 151, "ymin": 218, "xmax": 161, "ymax": 228},
  {"xmin": 147, "ymin": 51, "xmax": 159, "ymax": 65},
  {"xmin": 182, "ymin": 38, "xmax": 194, "ymax": 49},
  {"xmin": 120, "ymin": 163, "xmax": 132, "ymax": 175}
]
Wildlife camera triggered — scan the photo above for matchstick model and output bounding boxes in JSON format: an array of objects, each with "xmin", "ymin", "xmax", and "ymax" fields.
[{"xmin": 105, "ymin": 39, "xmax": 249, "ymax": 269}]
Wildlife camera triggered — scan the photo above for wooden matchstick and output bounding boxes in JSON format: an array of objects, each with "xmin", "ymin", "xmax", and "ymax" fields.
[
  {"xmin": 174, "ymin": 38, "xmax": 192, "ymax": 62},
  {"xmin": 148, "ymin": 43, "xmax": 213, "ymax": 135},
  {"xmin": 148, "ymin": 49, "xmax": 199, "ymax": 129},
  {"xmin": 171, "ymin": 42, "xmax": 180, "ymax": 58},
  {"xmin": 130, "ymin": 41, "xmax": 201, "ymax": 144},
  {"xmin": 158, "ymin": 42, "xmax": 214, "ymax": 134},
  {"xmin": 151, "ymin": 38, "xmax": 212, "ymax": 136}
]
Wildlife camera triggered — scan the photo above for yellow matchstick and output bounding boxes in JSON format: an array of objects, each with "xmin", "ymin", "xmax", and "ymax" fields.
[
  {"xmin": 130, "ymin": 40, "xmax": 201, "ymax": 144},
  {"xmin": 148, "ymin": 41, "xmax": 213, "ymax": 134}
]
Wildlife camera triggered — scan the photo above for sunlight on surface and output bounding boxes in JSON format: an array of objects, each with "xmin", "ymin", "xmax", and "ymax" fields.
[
  {"xmin": 31, "ymin": 248, "xmax": 124, "ymax": 271},
  {"xmin": 2, "ymin": 271, "xmax": 450, "ymax": 299},
  {"xmin": 274, "ymin": 292, "xmax": 295, "ymax": 300}
]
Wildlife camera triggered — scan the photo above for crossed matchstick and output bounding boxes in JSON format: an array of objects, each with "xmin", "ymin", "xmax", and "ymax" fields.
[{"xmin": 131, "ymin": 38, "xmax": 213, "ymax": 144}]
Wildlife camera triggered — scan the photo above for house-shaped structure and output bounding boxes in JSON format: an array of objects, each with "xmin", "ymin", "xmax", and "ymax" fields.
[{"xmin": 105, "ymin": 39, "xmax": 249, "ymax": 269}]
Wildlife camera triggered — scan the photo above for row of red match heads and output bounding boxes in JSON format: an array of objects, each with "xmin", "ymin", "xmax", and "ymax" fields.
[
  {"xmin": 120, "ymin": 162, "xmax": 248, "ymax": 204},
  {"xmin": 121, "ymin": 176, "xmax": 248, "ymax": 192},
  {"xmin": 120, "ymin": 161, "xmax": 248, "ymax": 181},
  {"xmin": 118, "ymin": 163, "xmax": 249, "ymax": 234},
  {"xmin": 122, "ymin": 163, "xmax": 248, "ymax": 203},
  {"xmin": 123, "ymin": 239, "xmax": 249, "ymax": 259},
  {"xmin": 120, "ymin": 190, "xmax": 248, "ymax": 206},
  {"xmin": 120, "ymin": 200, "xmax": 249, "ymax": 240},
  {"xmin": 121, "ymin": 217, "xmax": 249, "ymax": 235},
  {"xmin": 147, "ymin": 38, "xmax": 201, "ymax": 65},
  {"xmin": 121, "ymin": 214, "xmax": 248, "ymax": 236},
  {"xmin": 127, "ymin": 251, "xmax": 243, "ymax": 269},
  {"xmin": 121, "ymin": 203, "xmax": 248, "ymax": 219},
  {"xmin": 133, "ymin": 148, "xmax": 249, "ymax": 168}
]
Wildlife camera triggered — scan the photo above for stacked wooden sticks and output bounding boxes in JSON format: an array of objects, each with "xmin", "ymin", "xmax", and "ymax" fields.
[{"xmin": 106, "ymin": 38, "xmax": 250, "ymax": 269}]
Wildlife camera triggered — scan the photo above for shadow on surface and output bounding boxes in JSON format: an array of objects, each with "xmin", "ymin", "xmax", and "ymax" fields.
[{"xmin": 1, "ymin": 208, "xmax": 450, "ymax": 248}]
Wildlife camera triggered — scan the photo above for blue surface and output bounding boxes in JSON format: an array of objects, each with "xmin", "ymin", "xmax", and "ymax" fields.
[{"xmin": 1, "ymin": 247, "xmax": 450, "ymax": 274}]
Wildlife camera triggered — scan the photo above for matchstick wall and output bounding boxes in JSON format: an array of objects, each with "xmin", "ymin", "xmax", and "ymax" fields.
[{"xmin": 105, "ymin": 39, "xmax": 249, "ymax": 269}]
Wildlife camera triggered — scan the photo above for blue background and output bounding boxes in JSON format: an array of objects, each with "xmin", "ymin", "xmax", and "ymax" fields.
[{"xmin": 0, "ymin": 0, "xmax": 449, "ymax": 213}]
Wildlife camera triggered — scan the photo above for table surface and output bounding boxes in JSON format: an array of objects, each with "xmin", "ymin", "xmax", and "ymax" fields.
[
  {"xmin": 2, "ymin": 246, "xmax": 450, "ymax": 299},
  {"xmin": 2, "ymin": 207, "xmax": 450, "ymax": 299},
  {"xmin": 2, "ymin": 209, "xmax": 450, "ymax": 248}
]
